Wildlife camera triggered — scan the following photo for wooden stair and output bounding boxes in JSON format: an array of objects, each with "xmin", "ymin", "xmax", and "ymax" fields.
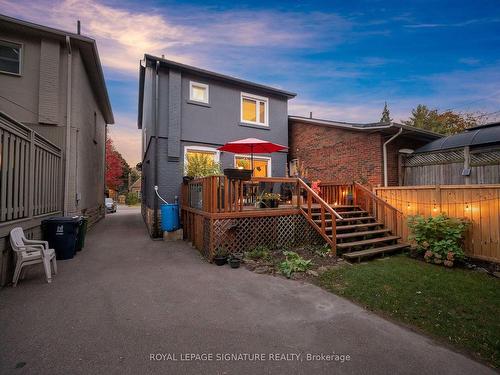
[{"xmin": 302, "ymin": 203, "xmax": 408, "ymax": 262}]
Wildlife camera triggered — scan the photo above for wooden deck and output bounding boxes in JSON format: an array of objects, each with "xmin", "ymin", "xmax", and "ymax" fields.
[{"xmin": 181, "ymin": 177, "xmax": 407, "ymax": 262}]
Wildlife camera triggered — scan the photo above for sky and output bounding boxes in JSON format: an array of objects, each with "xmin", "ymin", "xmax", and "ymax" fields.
[{"xmin": 1, "ymin": 0, "xmax": 499, "ymax": 165}]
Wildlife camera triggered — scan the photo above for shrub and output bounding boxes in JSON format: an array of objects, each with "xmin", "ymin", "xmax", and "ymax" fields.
[
  {"xmin": 313, "ymin": 244, "xmax": 331, "ymax": 258},
  {"xmin": 125, "ymin": 192, "xmax": 139, "ymax": 205},
  {"xmin": 278, "ymin": 251, "xmax": 312, "ymax": 278},
  {"xmin": 245, "ymin": 246, "xmax": 271, "ymax": 261},
  {"xmin": 184, "ymin": 153, "xmax": 221, "ymax": 178},
  {"xmin": 408, "ymin": 214, "xmax": 469, "ymax": 265}
]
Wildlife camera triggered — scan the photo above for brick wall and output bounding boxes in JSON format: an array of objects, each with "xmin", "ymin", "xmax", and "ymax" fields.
[
  {"xmin": 289, "ymin": 121, "xmax": 429, "ymax": 186},
  {"xmin": 289, "ymin": 121, "xmax": 385, "ymax": 186}
]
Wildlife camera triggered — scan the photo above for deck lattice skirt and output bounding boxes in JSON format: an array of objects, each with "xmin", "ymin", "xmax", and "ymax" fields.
[{"xmin": 201, "ymin": 214, "xmax": 324, "ymax": 260}]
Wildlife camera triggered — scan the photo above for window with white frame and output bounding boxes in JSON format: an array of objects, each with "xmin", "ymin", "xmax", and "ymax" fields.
[
  {"xmin": 234, "ymin": 155, "xmax": 271, "ymax": 177},
  {"xmin": 241, "ymin": 93, "xmax": 268, "ymax": 126},
  {"xmin": 189, "ymin": 81, "xmax": 209, "ymax": 104},
  {"xmin": 0, "ymin": 40, "xmax": 21, "ymax": 75},
  {"xmin": 184, "ymin": 146, "xmax": 220, "ymax": 174}
]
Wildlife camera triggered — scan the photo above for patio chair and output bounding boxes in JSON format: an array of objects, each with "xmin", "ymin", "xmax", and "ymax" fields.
[{"xmin": 9, "ymin": 227, "xmax": 57, "ymax": 287}]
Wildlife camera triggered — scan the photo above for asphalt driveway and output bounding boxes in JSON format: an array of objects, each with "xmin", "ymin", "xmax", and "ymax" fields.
[{"xmin": 0, "ymin": 207, "xmax": 495, "ymax": 375}]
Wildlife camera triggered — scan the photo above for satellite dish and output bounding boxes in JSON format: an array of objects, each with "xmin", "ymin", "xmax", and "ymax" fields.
[{"xmin": 399, "ymin": 148, "xmax": 414, "ymax": 154}]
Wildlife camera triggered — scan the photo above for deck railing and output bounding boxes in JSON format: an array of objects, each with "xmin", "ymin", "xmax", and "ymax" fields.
[
  {"xmin": 0, "ymin": 112, "xmax": 62, "ymax": 223},
  {"xmin": 319, "ymin": 182, "xmax": 354, "ymax": 206},
  {"xmin": 181, "ymin": 176, "xmax": 346, "ymax": 254},
  {"xmin": 182, "ymin": 176, "xmax": 300, "ymax": 214},
  {"xmin": 297, "ymin": 179, "xmax": 342, "ymax": 253}
]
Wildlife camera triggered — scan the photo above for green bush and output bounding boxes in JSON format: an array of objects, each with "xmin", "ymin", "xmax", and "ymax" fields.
[
  {"xmin": 278, "ymin": 251, "xmax": 312, "ymax": 278},
  {"xmin": 245, "ymin": 246, "xmax": 271, "ymax": 261},
  {"xmin": 125, "ymin": 192, "xmax": 139, "ymax": 206},
  {"xmin": 184, "ymin": 153, "xmax": 221, "ymax": 178},
  {"xmin": 407, "ymin": 214, "xmax": 469, "ymax": 265}
]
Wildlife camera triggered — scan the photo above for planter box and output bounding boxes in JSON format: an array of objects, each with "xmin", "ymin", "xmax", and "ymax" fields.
[
  {"xmin": 259, "ymin": 199, "xmax": 279, "ymax": 209},
  {"xmin": 224, "ymin": 168, "xmax": 252, "ymax": 180}
]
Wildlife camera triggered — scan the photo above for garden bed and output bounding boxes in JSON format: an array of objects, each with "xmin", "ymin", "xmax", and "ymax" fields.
[{"xmin": 242, "ymin": 244, "xmax": 343, "ymax": 281}]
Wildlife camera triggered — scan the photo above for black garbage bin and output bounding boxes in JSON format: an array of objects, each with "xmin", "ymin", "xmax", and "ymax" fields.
[
  {"xmin": 42, "ymin": 217, "xmax": 80, "ymax": 260},
  {"xmin": 76, "ymin": 216, "xmax": 88, "ymax": 251}
]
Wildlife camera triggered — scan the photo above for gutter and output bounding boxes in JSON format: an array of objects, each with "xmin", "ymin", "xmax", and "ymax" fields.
[
  {"xmin": 383, "ymin": 127, "xmax": 403, "ymax": 187},
  {"xmin": 153, "ymin": 60, "xmax": 160, "ymax": 237},
  {"xmin": 64, "ymin": 36, "xmax": 72, "ymax": 215}
]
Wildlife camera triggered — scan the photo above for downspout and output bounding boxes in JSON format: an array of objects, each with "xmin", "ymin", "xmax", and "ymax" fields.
[
  {"xmin": 383, "ymin": 127, "xmax": 403, "ymax": 187},
  {"xmin": 64, "ymin": 36, "xmax": 72, "ymax": 215},
  {"xmin": 153, "ymin": 60, "xmax": 160, "ymax": 237}
]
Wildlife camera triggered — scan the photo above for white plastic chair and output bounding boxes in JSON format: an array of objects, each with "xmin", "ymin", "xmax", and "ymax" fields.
[{"xmin": 9, "ymin": 227, "xmax": 57, "ymax": 286}]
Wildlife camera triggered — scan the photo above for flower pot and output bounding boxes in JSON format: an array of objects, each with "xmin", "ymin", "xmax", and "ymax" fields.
[
  {"xmin": 213, "ymin": 256, "xmax": 227, "ymax": 266},
  {"xmin": 229, "ymin": 258, "xmax": 241, "ymax": 269},
  {"xmin": 223, "ymin": 168, "xmax": 252, "ymax": 181}
]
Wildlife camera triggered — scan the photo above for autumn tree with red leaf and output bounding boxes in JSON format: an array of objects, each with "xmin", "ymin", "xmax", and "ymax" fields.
[{"xmin": 106, "ymin": 138, "xmax": 126, "ymax": 191}]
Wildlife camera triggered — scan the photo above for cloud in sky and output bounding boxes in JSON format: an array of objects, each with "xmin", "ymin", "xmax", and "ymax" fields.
[{"xmin": 1, "ymin": 0, "xmax": 499, "ymax": 165}]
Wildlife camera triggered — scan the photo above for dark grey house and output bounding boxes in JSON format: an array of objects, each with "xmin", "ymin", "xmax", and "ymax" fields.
[{"xmin": 137, "ymin": 55, "xmax": 296, "ymax": 236}]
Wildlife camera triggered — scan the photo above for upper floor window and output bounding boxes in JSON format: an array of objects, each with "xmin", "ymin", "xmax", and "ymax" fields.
[
  {"xmin": 0, "ymin": 40, "xmax": 21, "ymax": 75},
  {"xmin": 241, "ymin": 93, "xmax": 268, "ymax": 126},
  {"xmin": 189, "ymin": 81, "xmax": 209, "ymax": 104}
]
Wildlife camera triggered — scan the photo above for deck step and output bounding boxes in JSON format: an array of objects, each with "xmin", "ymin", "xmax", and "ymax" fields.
[
  {"xmin": 336, "ymin": 216, "xmax": 374, "ymax": 223},
  {"xmin": 336, "ymin": 229, "xmax": 391, "ymax": 239},
  {"xmin": 329, "ymin": 205, "xmax": 359, "ymax": 209},
  {"xmin": 336, "ymin": 222, "xmax": 383, "ymax": 231},
  {"xmin": 337, "ymin": 235, "xmax": 400, "ymax": 249},
  {"xmin": 343, "ymin": 243, "xmax": 409, "ymax": 261},
  {"xmin": 336, "ymin": 210, "xmax": 368, "ymax": 216}
]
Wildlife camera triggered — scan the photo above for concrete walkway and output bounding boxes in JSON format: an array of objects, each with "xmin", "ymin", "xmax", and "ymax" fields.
[{"xmin": 0, "ymin": 207, "xmax": 494, "ymax": 375}]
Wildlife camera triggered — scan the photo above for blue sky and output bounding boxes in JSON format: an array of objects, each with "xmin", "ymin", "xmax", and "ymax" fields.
[{"xmin": 1, "ymin": 0, "xmax": 499, "ymax": 164}]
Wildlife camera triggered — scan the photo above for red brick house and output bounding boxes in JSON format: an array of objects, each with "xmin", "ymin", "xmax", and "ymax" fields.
[{"xmin": 288, "ymin": 116, "xmax": 441, "ymax": 186}]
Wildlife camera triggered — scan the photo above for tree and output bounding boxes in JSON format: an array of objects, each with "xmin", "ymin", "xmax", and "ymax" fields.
[
  {"xmin": 380, "ymin": 102, "xmax": 392, "ymax": 123},
  {"xmin": 402, "ymin": 105, "xmax": 478, "ymax": 135},
  {"xmin": 106, "ymin": 138, "xmax": 123, "ymax": 190}
]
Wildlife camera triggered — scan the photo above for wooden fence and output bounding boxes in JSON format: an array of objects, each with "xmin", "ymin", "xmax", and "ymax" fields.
[
  {"xmin": 0, "ymin": 112, "xmax": 62, "ymax": 223},
  {"xmin": 374, "ymin": 185, "xmax": 500, "ymax": 263}
]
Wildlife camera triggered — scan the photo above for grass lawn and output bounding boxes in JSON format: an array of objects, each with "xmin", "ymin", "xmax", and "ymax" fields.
[{"xmin": 317, "ymin": 256, "xmax": 500, "ymax": 368}]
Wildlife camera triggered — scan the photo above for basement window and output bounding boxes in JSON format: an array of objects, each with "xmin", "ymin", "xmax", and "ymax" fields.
[{"xmin": 0, "ymin": 40, "xmax": 22, "ymax": 75}]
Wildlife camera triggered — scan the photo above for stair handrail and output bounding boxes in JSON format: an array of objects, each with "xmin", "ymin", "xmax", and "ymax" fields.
[
  {"xmin": 353, "ymin": 182, "xmax": 402, "ymax": 214},
  {"xmin": 298, "ymin": 179, "xmax": 344, "ymax": 220},
  {"xmin": 353, "ymin": 182, "xmax": 403, "ymax": 238}
]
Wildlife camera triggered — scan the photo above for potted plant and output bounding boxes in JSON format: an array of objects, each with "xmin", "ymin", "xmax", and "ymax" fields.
[
  {"xmin": 258, "ymin": 192, "xmax": 280, "ymax": 208},
  {"xmin": 228, "ymin": 252, "xmax": 243, "ymax": 269},
  {"xmin": 213, "ymin": 246, "xmax": 229, "ymax": 266}
]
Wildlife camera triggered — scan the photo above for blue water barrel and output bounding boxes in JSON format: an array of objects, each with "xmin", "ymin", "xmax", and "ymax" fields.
[{"xmin": 161, "ymin": 203, "xmax": 179, "ymax": 232}]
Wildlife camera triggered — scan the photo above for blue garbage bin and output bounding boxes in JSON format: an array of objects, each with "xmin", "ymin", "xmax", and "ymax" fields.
[{"xmin": 161, "ymin": 203, "xmax": 179, "ymax": 232}]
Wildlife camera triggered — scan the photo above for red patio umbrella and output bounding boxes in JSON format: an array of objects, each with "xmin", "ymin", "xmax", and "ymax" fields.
[{"xmin": 217, "ymin": 138, "xmax": 288, "ymax": 175}]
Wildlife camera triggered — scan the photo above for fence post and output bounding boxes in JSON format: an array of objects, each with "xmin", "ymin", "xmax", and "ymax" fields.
[
  {"xmin": 27, "ymin": 130, "xmax": 35, "ymax": 219},
  {"xmin": 435, "ymin": 184, "xmax": 441, "ymax": 214}
]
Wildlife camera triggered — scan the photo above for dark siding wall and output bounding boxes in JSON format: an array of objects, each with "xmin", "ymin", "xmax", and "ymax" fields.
[{"xmin": 141, "ymin": 65, "xmax": 291, "ymax": 212}]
